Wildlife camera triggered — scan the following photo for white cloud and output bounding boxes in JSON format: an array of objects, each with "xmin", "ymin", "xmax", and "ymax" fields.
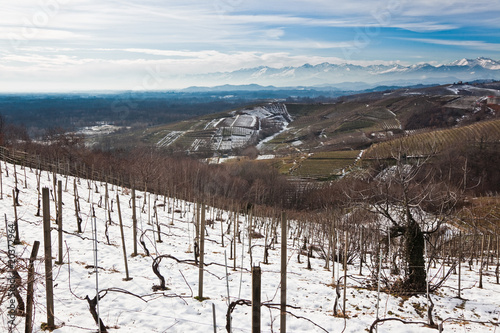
[
  {"xmin": 0, "ymin": 0, "xmax": 499, "ymax": 91},
  {"xmin": 0, "ymin": 45, "xmax": 412, "ymax": 91},
  {"xmin": 264, "ymin": 28, "xmax": 285, "ymax": 39},
  {"xmin": 1, "ymin": 0, "xmax": 498, "ymax": 54},
  {"xmin": 400, "ymin": 38, "xmax": 500, "ymax": 51},
  {"xmin": 389, "ymin": 22, "xmax": 458, "ymax": 32},
  {"xmin": 403, "ymin": 0, "xmax": 500, "ymax": 17}
]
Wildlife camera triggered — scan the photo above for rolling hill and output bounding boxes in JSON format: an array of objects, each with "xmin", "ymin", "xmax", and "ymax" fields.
[{"xmin": 98, "ymin": 81, "xmax": 500, "ymax": 180}]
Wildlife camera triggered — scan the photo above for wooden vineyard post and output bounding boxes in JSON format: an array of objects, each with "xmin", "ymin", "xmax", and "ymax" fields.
[
  {"xmin": 170, "ymin": 197, "xmax": 174, "ymax": 225},
  {"xmin": 116, "ymin": 194, "xmax": 132, "ymax": 281},
  {"xmin": 192, "ymin": 201, "xmax": 200, "ymax": 263},
  {"xmin": 376, "ymin": 237, "xmax": 382, "ymax": 326},
  {"xmin": 332, "ymin": 219, "xmax": 336, "ymax": 283},
  {"xmin": 195, "ymin": 202, "xmax": 200, "ymax": 243},
  {"xmin": 248, "ymin": 208, "xmax": 253, "ymax": 255},
  {"xmin": 52, "ymin": 173, "xmax": 57, "ymax": 215},
  {"xmin": 14, "ymin": 164, "xmax": 18, "ymax": 193},
  {"xmin": 458, "ymin": 231, "xmax": 462, "ymax": 298},
  {"xmin": 42, "ymin": 187, "xmax": 55, "ymax": 329},
  {"xmin": 280, "ymin": 211, "xmax": 287, "ymax": 333},
  {"xmin": 212, "ymin": 303, "xmax": 217, "ymax": 333},
  {"xmin": 220, "ymin": 217, "xmax": 225, "ymax": 247},
  {"xmin": 12, "ymin": 189, "xmax": 21, "ymax": 244},
  {"xmin": 154, "ymin": 204, "xmax": 162, "ymax": 243},
  {"xmin": 147, "ymin": 193, "xmax": 150, "ymax": 225},
  {"xmin": 132, "ymin": 188, "xmax": 138, "ymax": 256},
  {"xmin": 343, "ymin": 230, "xmax": 348, "ymax": 317},
  {"xmin": 495, "ymin": 234, "xmax": 500, "ymax": 284},
  {"xmin": 56, "ymin": 180, "xmax": 64, "ymax": 265},
  {"xmin": 252, "ymin": 265, "xmax": 261, "ymax": 333},
  {"xmin": 74, "ymin": 178, "xmax": 82, "ymax": 233},
  {"xmin": 324, "ymin": 218, "xmax": 330, "ymax": 270},
  {"xmin": 25, "ymin": 241, "xmax": 40, "ymax": 333},
  {"xmin": 359, "ymin": 227, "xmax": 363, "ymax": 275},
  {"xmin": 23, "ymin": 161, "xmax": 27, "ymax": 189},
  {"xmin": 105, "ymin": 183, "xmax": 110, "ymax": 225},
  {"xmin": 198, "ymin": 203, "xmax": 206, "ymax": 300},
  {"xmin": 479, "ymin": 234, "xmax": 484, "ymax": 289},
  {"xmin": 35, "ymin": 169, "xmax": 41, "ymax": 216},
  {"xmin": 64, "ymin": 163, "xmax": 69, "ymax": 192},
  {"xmin": 486, "ymin": 234, "xmax": 491, "ymax": 271},
  {"xmin": 233, "ymin": 211, "xmax": 237, "ymax": 270}
]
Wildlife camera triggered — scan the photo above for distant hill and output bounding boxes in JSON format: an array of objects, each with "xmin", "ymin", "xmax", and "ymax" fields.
[
  {"xmin": 2, "ymin": 79, "xmax": 499, "ymax": 182},
  {"xmin": 98, "ymin": 81, "xmax": 500, "ymax": 181}
]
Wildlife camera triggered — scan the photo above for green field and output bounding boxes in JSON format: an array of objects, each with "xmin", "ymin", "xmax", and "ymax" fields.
[{"xmin": 335, "ymin": 119, "xmax": 377, "ymax": 133}]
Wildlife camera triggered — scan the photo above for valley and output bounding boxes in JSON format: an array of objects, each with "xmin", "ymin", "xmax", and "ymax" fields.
[{"xmin": 95, "ymin": 81, "xmax": 500, "ymax": 181}]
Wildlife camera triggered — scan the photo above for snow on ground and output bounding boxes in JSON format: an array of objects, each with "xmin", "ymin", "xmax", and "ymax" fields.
[
  {"xmin": 76, "ymin": 124, "xmax": 123, "ymax": 136},
  {"xmin": 1, "ymin": 161, "xmax": 500, "ymax": 332},
  {"xmin": 256, "ymin": 155, "xmax": 275, "ymax": 160},
  {"xmin": 256, "ymin": 129, "xmax": 284, "ymax": 150},
  {"xmin": 446, "ymin": 86, "xmax": 463, "ymax": 95},
  {"xmin": 156, "ymin": 131, "xmax": 184, "ymax": 148},
  {"xmin": 232, "ymin": 115, "xmax": 256, "ymax": 129},
  {"xmin": 256, "ymin": 118, "xmax": 290, "ymax": 150},
  {"xmin": 205, "ymin": 118, "xmax": 226, "ymax": 130}
]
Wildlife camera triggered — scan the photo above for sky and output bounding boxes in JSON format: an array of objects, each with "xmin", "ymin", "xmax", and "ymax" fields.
[{"xmin": 1, "ymin": 0, "xmax": 500, "ymax": 91}]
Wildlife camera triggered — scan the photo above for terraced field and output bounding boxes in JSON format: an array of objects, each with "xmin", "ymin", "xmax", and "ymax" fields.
[
  {"xmin": 363, "ymin": 119, "xmax": 500, "ymax": 159},
  {"xmin": 275, "ymin": 150, "xmax": 361, "ymax": 179}
]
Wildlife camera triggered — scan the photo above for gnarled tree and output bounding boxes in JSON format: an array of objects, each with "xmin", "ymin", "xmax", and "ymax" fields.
[{"xmin": 349, "ymin": 142, "xmax": 459, "ymax": 293}]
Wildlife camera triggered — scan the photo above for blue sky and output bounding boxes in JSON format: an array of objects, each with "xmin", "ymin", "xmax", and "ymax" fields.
[{"xmin": 1, "ymin": 0, "xmax": 500, "ymax": 91}]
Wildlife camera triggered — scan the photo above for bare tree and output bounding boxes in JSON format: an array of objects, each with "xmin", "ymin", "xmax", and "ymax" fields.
[{"xmin": 349, "ymin": 142, "xmax": 459, "ymax": 292}]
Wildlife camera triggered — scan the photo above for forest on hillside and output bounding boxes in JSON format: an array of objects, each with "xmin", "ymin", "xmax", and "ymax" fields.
[{"xmin": 0, "ymin": 92, "xmax": 266, "ymax": 138}]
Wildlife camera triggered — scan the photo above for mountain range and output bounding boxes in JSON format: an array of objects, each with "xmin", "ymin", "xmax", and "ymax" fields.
[{"xmin": 184, "ymin": 57, "xmax": 500, "ymax": 90}]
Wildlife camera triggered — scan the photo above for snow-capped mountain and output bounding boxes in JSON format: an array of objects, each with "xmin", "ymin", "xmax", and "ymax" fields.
[
  {"xmin": 448, "ymin": 57, "xmax": 500, "ymax": 70},
  {"xmin": 186, "ymin": 57, "xmax": 500, "ymax": 88}
]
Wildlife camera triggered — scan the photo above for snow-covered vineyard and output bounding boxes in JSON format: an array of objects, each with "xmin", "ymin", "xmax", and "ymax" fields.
[
  {"xmin": 156, "ymin": 103, "xmax": 291, "ymax": 154},
  {"xmin": 1, "ymin": 160, "xmax": 500, "ymax": 332}
]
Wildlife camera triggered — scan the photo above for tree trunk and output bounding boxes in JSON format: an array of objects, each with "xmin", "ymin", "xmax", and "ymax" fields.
[
  {"xmin": 85, "ymin": 295, "xmax": 107, "ymax": 332},
  {"xmin": 404, "ymin": 218, "xmax": 426, "ymax": 292}
]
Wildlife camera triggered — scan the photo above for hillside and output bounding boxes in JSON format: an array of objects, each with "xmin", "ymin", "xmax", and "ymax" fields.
[
  {"xmin": 363, "ymin": 119, "xmax": 500, "ymax": 159},
  {"xmin": 1, "ymin": 160, "xmax": 499, "ymax": 332},
  {"xmin": 91, "ymin": 82, "xmax": 500, "ymax": 181}
]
